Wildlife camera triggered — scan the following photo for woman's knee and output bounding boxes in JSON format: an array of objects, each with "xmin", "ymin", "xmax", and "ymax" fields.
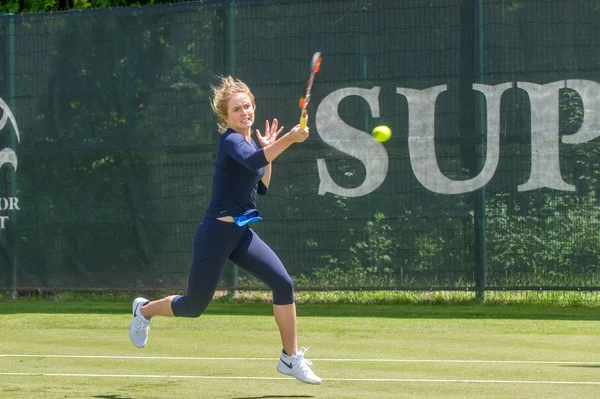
[
  {"xmin": 171, "ymin": 295, "xmax": 210, "ymax": 318},
  {"xmin": 272, "ymin": 274, "xmax": 294, "ymax": 305}
]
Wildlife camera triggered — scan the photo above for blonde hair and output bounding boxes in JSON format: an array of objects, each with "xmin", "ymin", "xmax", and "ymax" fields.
[{"xmin": 210, "ymin": 76, "xmax": 255, "ymax": 133}]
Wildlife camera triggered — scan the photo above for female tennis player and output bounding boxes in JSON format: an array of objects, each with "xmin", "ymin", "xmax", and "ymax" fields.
[{"xmin": 128, "ymin": 76, "xmax": 321, "ymax": 385}]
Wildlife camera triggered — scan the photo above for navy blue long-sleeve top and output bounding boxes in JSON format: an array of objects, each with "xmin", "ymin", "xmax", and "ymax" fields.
[{"xmin": 204, "ymin": 129, "xmax": 270, "ymax": 219}]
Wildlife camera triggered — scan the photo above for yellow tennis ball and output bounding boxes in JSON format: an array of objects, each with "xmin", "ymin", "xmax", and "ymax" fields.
[{"xmin": 372, "ymin": 125, "xmax": 391, "ymax": 142}]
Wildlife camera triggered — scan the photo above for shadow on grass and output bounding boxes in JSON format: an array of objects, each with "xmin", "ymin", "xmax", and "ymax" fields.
[
  {"xmin": 230, "ymin": 396, "xmax": 314, "ymax": 399},
  {"xmin": 92, "ymin": 395, "xmax": 134, "ymax": 399},
  {"xmin": 1, "ymin": 300, "xmax": 599, "ymax": 321}
]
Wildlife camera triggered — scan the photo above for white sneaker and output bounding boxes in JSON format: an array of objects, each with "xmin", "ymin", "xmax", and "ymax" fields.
[
  {"xmin": 276, "ymin": 346, "xmax": 322, "ymax": 384},
  {"xmin": 129, "ymin": 297, "xmax": 150, "ymax": 348}
]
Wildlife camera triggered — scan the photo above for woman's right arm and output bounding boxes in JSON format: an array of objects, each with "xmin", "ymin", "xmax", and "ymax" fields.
[{"xmin": 262, "ymin": 126, "xmax": 309, "ymax": 163}]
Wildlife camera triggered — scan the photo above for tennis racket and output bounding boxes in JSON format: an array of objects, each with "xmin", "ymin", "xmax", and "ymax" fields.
[{"xmin": 298, "ymin": 52, "xmax": 322, "ymax": 130}]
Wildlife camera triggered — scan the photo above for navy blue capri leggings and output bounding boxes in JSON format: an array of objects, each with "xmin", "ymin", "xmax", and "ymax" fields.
[{"xmin": 171, "ymin": 217, "xmax": 294, "ymax": 317}]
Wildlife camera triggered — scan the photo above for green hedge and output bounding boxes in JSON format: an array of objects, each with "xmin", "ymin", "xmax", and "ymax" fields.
[{"xmin": 1, "ymin": 0, "xmax": 188, "ymax": 14}]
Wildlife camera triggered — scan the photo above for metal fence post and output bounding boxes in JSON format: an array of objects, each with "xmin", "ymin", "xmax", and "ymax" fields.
[
  {"xmin": 8, "ymin": 15, "xmax": 18, "ymax": 300},
  {"xmin": 475, "ymin": 0, "xmax": 487, "ymax": 302},
  {"xmin": 460, "ymin": 0, "xmax": 486, "ymax": 301}
]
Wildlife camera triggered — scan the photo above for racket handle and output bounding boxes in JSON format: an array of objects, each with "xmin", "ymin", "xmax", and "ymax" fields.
[{"xmin": 299, "ymin": 115, "xmax": 308, "ymax": 130}]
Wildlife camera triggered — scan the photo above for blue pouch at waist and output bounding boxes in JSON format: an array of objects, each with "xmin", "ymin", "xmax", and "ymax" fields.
[{"xmin": 233, "ymin": 209, "xmax": 263, "ymax": 227}]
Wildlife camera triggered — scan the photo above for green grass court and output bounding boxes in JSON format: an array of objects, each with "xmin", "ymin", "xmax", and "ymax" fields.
[{"xmin": 1, "ymin": 298, "xmax": 600, "ymax": 398}]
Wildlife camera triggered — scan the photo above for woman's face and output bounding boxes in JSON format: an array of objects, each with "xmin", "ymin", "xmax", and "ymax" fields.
[{"xmin": 225, "ymin": 92, "xmax": 254, "ymax": 134}]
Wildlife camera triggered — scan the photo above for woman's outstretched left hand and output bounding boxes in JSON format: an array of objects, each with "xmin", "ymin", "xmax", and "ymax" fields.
[{"xmin": 256, "ymin": 119, "xmax": 284, "ymax": 147}]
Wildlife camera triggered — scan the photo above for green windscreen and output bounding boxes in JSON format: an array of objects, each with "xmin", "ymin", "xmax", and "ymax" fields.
[{"xmin": 1, "ymin": 0, "xmax": 599, "ymax": 292}]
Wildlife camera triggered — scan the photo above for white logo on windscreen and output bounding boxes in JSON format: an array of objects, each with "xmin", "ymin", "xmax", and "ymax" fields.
[
  {"xmin": 316, "ymin": 79, "xmax": 600, "ymax": 196},
  {"xmin": 0, "ymin": 96, "xmax": 20, "ymax": 229}
]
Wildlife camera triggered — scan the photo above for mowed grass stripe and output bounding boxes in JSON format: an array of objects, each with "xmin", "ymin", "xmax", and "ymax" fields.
[
  {"xmin": 2, "ymin": 354, "xmax": 599, "ymax": 383},
  {"xmin": 2, "ymin": 353, "xmax": 600, "ymax": 365},
  {"xmin": 1, "ymin": 372, "xmax": 600, "ymax": 385}
]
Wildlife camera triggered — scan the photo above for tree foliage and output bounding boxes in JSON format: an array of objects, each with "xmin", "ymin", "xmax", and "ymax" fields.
[{"xmin": 1, "ymin": 0, "xmax": 187, "ymax": 14}]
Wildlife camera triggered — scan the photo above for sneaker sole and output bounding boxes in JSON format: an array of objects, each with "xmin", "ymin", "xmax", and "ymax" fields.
[
  {"xmin": 276, "ymin": 362, "xmax": 321, "ymax": 384},
  {"xmin": 276, "ymin": 364, "xmax": 293, "ymax": 376}
]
